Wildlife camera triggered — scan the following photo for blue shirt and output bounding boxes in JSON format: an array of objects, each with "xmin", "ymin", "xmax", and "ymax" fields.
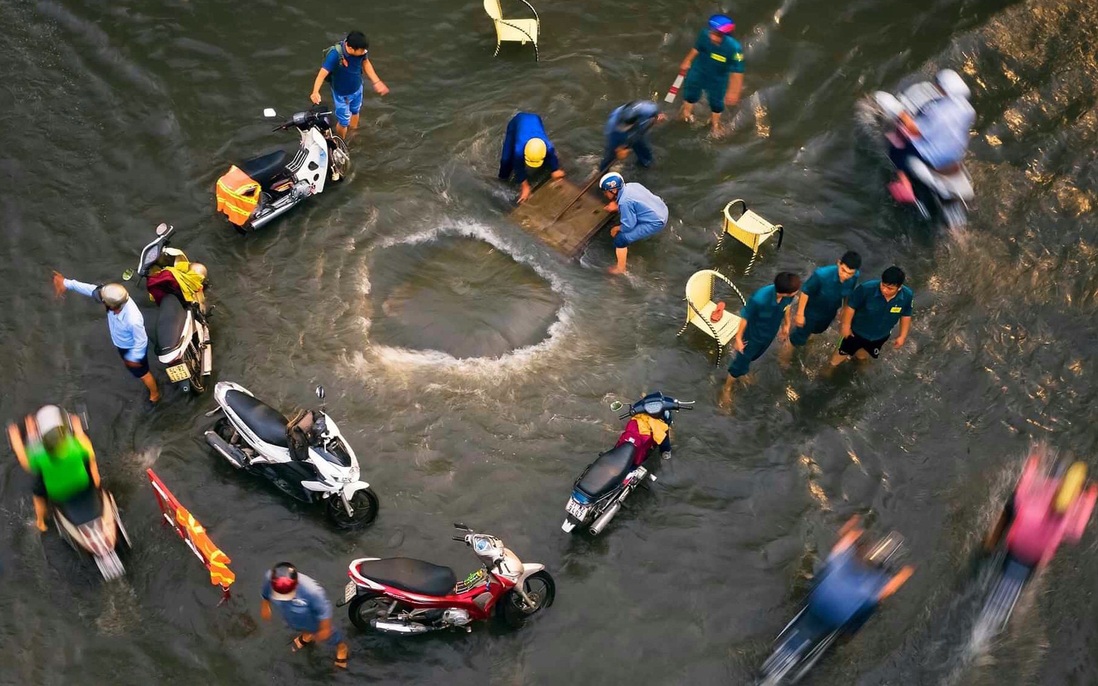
[
  {"xmin": 911, "ymin": 95, "xmax": 975, "ymax": 169},
  {"xmin": 808, "ymin": 546, "xmax": 886, "ymax": 629},
  {"xmin": 322, "ymin": 42, "xmax": 368, "ymax": 96},
  {"xmin": 500, "ymin": 112, "xmax": 560, "ymax": 184},
  {"xmin": 848, "ymin": 279, "xmax": 914, "ymax": 341},
  {"xmin": 64, "ymin": 279, "xmax": 148, "ymax": 362},
  {"xmin": 740, "ymin": 284, "xmax": 796, "ymax": 343},
  {"xmin": 802, "ymin": 265, "xmax": 859, "ymax": 322},
  {"xmin": 688, "ymin": 29, "xmax": 744, "ymax": 84},
  {"xmin": 617, "ymin": 183, "xmax": 668, "ymax": 243},
  {"xmin": 262, "ymin": 572, "xmax": 332, "ymax": 632},
  {"xmin": 605, "ymin": 101, "xmax": 660, "ymax": 138}
]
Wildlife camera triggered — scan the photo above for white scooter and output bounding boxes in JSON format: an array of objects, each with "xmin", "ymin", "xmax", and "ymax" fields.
[
  {"xmin": 870, "ymin": 85, "xmax": 975, "ymax": 231},
  {"xmin": 203, "ymin": 382, "xmax": 378, "ymax": 529},
  {"xmin": 214, "ymin": 105, "xmax": 350, "ymax": 232},
  {"xmin": 125, "ymin": 223, "xmax": 212, "ymax": 394}
]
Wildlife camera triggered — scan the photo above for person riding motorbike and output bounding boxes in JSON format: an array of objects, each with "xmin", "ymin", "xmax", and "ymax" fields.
[
  {"xmin": 983, "ymin": 456, "xmax": 1097, "ymax": 571},
  {"xmin": 885, "ymin": 69, "xmax": 975, "ymax": 201},
  {"xmin": 806, "ymin": 516, "xmax": 914, "ymax": 635},
  {"xmin": 6, "ymin": 405, "xmax": 101, "ymax": 532}
]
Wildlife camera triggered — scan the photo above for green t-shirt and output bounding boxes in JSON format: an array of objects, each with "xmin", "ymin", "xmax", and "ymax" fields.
[{"xmin": 27, "ymin": 434, "xmax": 91, "ymax": 502}]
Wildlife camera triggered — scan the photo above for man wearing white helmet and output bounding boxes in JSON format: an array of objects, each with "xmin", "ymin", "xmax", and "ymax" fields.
[
  {"xmin": 52, "ymin": 272, "xmax": 160, "ymax": 403},
  {"xmin": 599, "ymin": 172, "xmax": 669, "ymax": 275},
  {"xmin": 888, "ymin": 69, "xmax": 975, "ymax": 189}
]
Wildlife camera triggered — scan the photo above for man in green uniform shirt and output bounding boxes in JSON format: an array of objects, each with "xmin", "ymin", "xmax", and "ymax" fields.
[
  {"xmin": 679, "ymin": 14, "xmax": 745, "ymax": 135},
  {"xmin": 830, "ymin": 266, "xmax": 913, "ymax": 367}
]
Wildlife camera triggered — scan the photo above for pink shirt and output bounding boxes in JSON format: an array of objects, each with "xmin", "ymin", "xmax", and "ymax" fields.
[{"xmin": 1006, "ymin": 456, "xmax": 1096, "ymax": 567}]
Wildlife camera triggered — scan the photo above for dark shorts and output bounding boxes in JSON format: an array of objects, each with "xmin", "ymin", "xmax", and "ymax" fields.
[
  {"xmin": 838, "ymin": 332, "xmax": 889, "ymax": 359},
  {"xmin": 117, "ymin": 347, "xmax": 150, "ymax": 377},
  {"xmin": 681, "ymin": 75, "xmax": 728, "ymax": 114},
  {"xmin": 789, "ymin": 315, "xmax": 835, "ymax": 347},
  {"xmin": 612, "ymin": 231, "xmax": 630, "ymax": 249},
  {"xmin": 32, "ymin": 474, "xmax": 47, "ymax": 497}
]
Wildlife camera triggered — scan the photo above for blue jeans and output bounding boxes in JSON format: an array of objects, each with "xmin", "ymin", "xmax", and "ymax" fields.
[
  {"xmin": 601, "ymin": 131, "xmax": 654, "ymax": 169},
  {"xmin": 332, "ymin": 87, "xmax": 363, "ymax": 127}
]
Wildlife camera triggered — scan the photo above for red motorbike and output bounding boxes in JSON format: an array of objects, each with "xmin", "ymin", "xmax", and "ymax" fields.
[{"xmin": 341, "ymin": 524, "xmax": 555, "ymax": 634}]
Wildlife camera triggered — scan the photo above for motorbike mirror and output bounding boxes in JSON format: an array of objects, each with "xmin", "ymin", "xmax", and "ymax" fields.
[
  {"xmin": 609, "ymin": 400, "xmax": 623, "ymax": 412},
  {"xmin": 315, "ymin": 386, "xmax": 325, "ymax": 400},
  {"xmin": 263, "ymin": 108, "xmax": 277, "ymax": 118},
  {"xmin": 155, "ymin": 222, "xmax": 169, "ymax": 236},
  {"xmin": 453, "ymin": 522, "xmax": 468, "ymax": 530},
  {"xmin": 121, "ymin": 268, "xmax": 135, "ymax": 282}
]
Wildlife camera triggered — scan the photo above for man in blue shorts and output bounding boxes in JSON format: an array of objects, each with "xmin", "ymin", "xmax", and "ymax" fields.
[
  {"xmin": 261, "ymin": 562, "xmax": 349, "ymax": 669},
  {"xmin": 790, "ymin": 251, "xmax": 861, "ymax": 347},
  {"xmin": 679, "ymin": 14, "xmax": 745, "ymax": 135},
  {"xmin": 309, "ymin": 30, "xmax": 389, "ymax": 141},
  {"xmin": 830, "ymin": 266, "xmax": 913, "ymax": 367},
  {"xmin": 719, "ymin": 272, "xmax": 801, "ymax": 407},
  {"xmin": 598, "ymin": 172, "xmax": 668, "ymax": 275}
]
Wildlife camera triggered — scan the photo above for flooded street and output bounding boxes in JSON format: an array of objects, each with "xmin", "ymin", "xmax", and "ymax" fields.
[{"xmin": 1, "ymin": 0, "xmax": 1096, "ymax": 684}]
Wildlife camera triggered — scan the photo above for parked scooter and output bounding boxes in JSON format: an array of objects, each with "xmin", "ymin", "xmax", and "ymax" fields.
[
  {"xmin": 203, "ymin": 382, "xmax": 378, "ymax": 529},
  {"xmin": 214, "ymin": 105, "xmax": 350, "ymax": 233},
  {"xmin": 342, "ymin": 524, "xmax": 555, "ymax": 634},
  {"xmin": 866, "ymin": 85, "xmax": 975, "ymax": 231},
  {"xmin": 758, "ymin": 531, "xmax": 907, "ymax": 685},
  {"xmin": 562, "ymin": 392, "xmax": 693, "ymax": 536},
  {"xmin": 124, "ymin": 223, "xmax": 212, "ymax": 394}
]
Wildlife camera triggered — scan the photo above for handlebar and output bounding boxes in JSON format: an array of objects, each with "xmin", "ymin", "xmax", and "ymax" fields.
[{"xmin": 452, "ymin": 536, "xmax": 467, "ymax": 543}]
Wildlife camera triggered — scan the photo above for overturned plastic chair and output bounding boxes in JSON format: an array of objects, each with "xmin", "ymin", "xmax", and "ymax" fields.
[
  {"xmin": 483, "ymin": 0, "xmax": 540, "ymax": 61},
  {"xmin": 717, "ymin": 199, "xmax": 784, "ymax": 273},
  {"xmin": 676, "ymin": 269, "xmax": 748, "ymax": 366}
]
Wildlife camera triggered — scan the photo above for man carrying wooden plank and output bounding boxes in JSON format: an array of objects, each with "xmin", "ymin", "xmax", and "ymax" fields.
[
  {"xmin": 599, "ymin": 172, "xmax": 668, "ymax": 275},
  {"xmin": 499, "ymin": 112, "xmax": 566, "ymax": 204}
]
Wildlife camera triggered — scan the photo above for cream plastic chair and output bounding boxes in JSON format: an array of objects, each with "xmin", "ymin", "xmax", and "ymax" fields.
[
  {"xmin": 483, "ymin": 0, "xmax": 540, "ymax": 61},
  {"xmin": 676, "ymin": 269, "xmax": 747, "ymax": 365},
  {"xmin": 717, "ymin": 199, "xmax": 784, "ymax": 273}
]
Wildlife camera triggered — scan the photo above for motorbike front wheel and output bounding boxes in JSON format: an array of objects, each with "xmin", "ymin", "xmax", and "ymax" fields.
[
  {"xmin": 326, "ymin": 488, "xmax": 380, "ymax": 529},
  {"xmin": 348, "ymin": 592, "xmax": 393, "ymax": 631},
  {"xmin": 498, "ymin": 570, "xmax": 555, "ymax": 629},
  {"xmin": 329, "ymin": 136, "xmax": 350, "ymax": 180}
]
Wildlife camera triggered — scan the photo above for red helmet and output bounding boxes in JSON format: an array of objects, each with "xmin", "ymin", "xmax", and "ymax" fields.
[{"xmin": 269, "ymin": 562, "xmax": 299, "ymax": 598}]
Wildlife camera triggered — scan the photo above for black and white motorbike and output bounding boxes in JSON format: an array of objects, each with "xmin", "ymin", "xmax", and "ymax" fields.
[
  {"xmin": 215, "ymin": 105, "xmax": 350, "ymax": 233},
  {"xmin": 203, "ymin": 381, "xmax": 378, "ymax": 529},
  {"xmin": 124, "ymin": 223, "xmax": 212, "ymax": 394},
  {"xmin": 562, "ymin": 393, "xmax": 693, "ymax": 536},
  {"xmin": 867, "ymin": 84, "xmax": 975, "ymax": 231}
]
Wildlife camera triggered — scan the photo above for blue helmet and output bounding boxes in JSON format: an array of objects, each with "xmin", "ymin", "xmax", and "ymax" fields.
[
  {"xmin": 599, "ymin": 172, "xmax": 624, "ymax": 192},
  {"xmin": 708, "ymin": 14, "xmax": 735, "ymax": 34}
]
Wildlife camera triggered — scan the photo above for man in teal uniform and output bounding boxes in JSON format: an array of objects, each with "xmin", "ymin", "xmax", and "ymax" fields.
[
  {"xmin": 790, "ymin": 251, "xmax": 861, "ymax": 347},
  {"xmin": 830, "ymin": 266, "xmax": 913, "ymax": 367},
  {"xmin": 720, "ymin": 272, "xmax": 801, "ymax": 407},
  {"xmin": 679, "ymin": 15, "xmax": 745, "ymax": 134}
]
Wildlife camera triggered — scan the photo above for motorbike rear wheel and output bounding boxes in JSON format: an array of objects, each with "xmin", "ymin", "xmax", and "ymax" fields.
[
  {"xmin": 326, "ymin": 488, "xmax": 380, "ymax": 529},
  {"xmin": 498, "ymin": 570, "xmax": 555, "ymax": 629},
  {"xmin": 348, "ymin": 592, "xmax": 394, "ymax": 631}
]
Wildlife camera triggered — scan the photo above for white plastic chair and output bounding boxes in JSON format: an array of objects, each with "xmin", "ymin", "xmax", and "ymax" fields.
[
  {"xmin": 676, "ymin": 269, "xmax": 747, "ymax": 365},
  {"xmin": 483, "ymin": 0, "xmax": 540, "ymax": 61}
]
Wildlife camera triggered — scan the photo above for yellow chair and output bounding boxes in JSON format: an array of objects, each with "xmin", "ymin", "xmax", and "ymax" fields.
[
  {"xmin": 676, "ymin": 269, "xmax": 747, "ymax": 365},
  {"xmin": 483, "ymin": 0, "xmax": 540, "ymax": 61},
  {"xmin": 717, "ymin": 200, "xmax": 784, "ymax": 272}
]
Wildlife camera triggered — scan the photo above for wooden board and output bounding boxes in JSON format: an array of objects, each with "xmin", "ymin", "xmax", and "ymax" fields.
[{"xmin": 509, "ymin": 178, "xmax": 613, "ymax": 258}]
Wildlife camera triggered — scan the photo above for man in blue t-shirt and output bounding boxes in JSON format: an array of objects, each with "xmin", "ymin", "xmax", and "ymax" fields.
[
  {"xmin": 830, "ymin": 266, "xmax": 913, "ymax": 367},
  {"xmin": 720, "ymin": 272, "xmax": 801, "ymax": 407},
  {"xmin": 602, "ymin": 100, "xmax": 666, "ymax": 170},
  {"xmin": 261, "ymin": 562, "xmax": 349, "ymax": 669},
  {"xmin": 679, "ymin": 15, "xmax": 745, "ymax": 135},
  {"xmin": 309, "ymin": 30, "xmax": 389, "ymax": 141},
  {"xmin": 598, "ymin": 172, "xmax": 668, "ymax": 274},
  {"xmin": 790, "ymin": 251, "xmax": 861, "ymax": 347},
  {"xmin": 498, "ymin": 112, "xmax": 565, "ymax": 204}
]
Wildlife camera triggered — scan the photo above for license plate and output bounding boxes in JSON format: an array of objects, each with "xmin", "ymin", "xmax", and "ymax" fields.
[
  {"xmin": 343, "ymin": 581, "xmax": 356, "ymax": 604},
  {"xmin": 165, "ymin": 363, "xmax": 191, "ymax": 382},
  {"xmin": 566, "ymin": 499, "xmax": 589, "ymax": 520}
]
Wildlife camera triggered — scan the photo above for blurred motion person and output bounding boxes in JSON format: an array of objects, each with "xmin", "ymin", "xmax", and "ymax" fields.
[
  {"xmin": 498, "ymin": 111, "xmax": 566, "ymax": 204},
  {"xmin": 719, "ymin": 272, "xmax": 801, "ymax": 407},
  {"xmin": 678, "ymin": 14, "xmax": 745, "ymax": 134},
  {"xmin": 598, "ymin": 172, "xmax": 668, "ymax": 275},
  {"xmin": 309, "ymin": 30, "xmax": 389, "ymax": 141},
  {"xmin": 790, "ymin": 251, "xmax": 861, "ymax": 347},
  {"xmin": 602, "ymin": 100, "xmax": 666, "ymax": 169},
  {"xmin": 53, "ymin": 272, "xmax": 160, "ymax": 403},
  {"xmin": 7, "ymin": 405, "xmax": 101, "ymax": 532},
  {"xmin": 261, "ymin": 562, "xmax": 349, "ymax": 669},
  {"xmin": 829, "ymin": 266, "xmax": 912, "ymax": 368}
]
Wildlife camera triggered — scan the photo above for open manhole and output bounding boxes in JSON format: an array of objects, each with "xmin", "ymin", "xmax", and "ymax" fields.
[{"xmin": 369, "ymin": 237, "xmax": 563, "ymax": 359}]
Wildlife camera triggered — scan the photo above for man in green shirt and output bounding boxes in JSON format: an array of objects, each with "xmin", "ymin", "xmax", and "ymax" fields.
[{"xmin": 7, "ymin": 405, "xmax": 100, "ymax": 532}]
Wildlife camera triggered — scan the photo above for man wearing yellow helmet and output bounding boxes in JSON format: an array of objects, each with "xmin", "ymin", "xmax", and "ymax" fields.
[
  {"xmin": 498, "ymin": 112, "xmax": 565, "ymax": 203},
  {"xmin": 984, "ymin": 453, "xmax": 1098, "ymax": 571}
]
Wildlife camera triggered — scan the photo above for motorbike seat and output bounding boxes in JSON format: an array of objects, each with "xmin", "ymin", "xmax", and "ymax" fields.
[
  {"xmin": 239, "ymin": 149, "xmax": 290, "ymax": 188},
  {"xmin": 225, "ymin": 389, "xmax": 289, "ymax": 448},
  {"xmin": 907, "ymin": 157, "xmax": 975, "ymax": 201},
  {"xmin": 356, "ymin": 557, "xmax": 458, "ymax": 597},
  {"xmin": 156, "ymin": 294, "xmax": 189, "ymax": 355},
  {"xmin": 56, "ymin": 488, "xmax": 104, "ymax": 527},
  {"xmin": 576, "ymin": 443, "xmax": 637, "ymax": 499}
]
